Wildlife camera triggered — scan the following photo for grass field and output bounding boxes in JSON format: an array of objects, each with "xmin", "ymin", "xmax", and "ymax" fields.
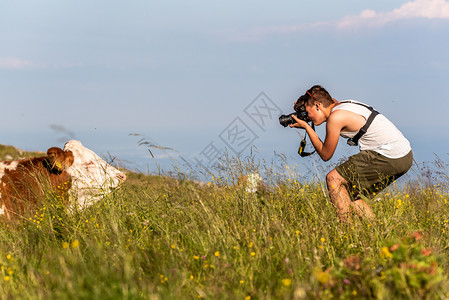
[{"xmin": 0, "ymin": 145, "xmax": 448, "ymax": 299}]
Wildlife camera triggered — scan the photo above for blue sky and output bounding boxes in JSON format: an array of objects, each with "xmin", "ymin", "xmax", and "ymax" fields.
[{"xmin": 0, "ymin": 0, "xmax": 448, "ymax": 176}]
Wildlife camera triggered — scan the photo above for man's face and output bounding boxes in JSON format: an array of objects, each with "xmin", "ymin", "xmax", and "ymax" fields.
[{"xmin": 305, "ymin": 102, "xmax": 326, "ymax": 126}]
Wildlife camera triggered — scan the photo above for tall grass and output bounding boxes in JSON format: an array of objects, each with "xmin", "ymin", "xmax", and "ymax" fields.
[{"xmin": 0, "ymin": 154, "xmax": 448, "ymax": 299}]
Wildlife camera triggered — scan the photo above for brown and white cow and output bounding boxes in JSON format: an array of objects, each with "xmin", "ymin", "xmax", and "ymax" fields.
[
  {"xmin": 0, "ymin": 140, "xmax": 127, "ymax": 219},
  {"xmin": 0, "ymin": 147, "xmax": 74, "ymax": 219}
]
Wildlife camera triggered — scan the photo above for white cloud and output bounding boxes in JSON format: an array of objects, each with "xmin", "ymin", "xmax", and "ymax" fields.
[
  {"xmin": 338, "ymin": 0, "xmax": 449, "ymax": 29},
  {"xmin": 0, "ymin": 57, "xmax": 35, "ymax": 70},
  {"xmin": 229, "ymin": 0, "xmax": 449, "ymax": 41}
]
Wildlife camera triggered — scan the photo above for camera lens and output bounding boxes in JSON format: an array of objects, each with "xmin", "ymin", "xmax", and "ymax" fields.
[{"xmin": 279, "ymin": 114, "xmax": 294, "ymax": 127}]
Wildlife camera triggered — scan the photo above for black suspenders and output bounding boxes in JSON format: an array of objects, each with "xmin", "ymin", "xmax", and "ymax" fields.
[{"xmin": 340, "ymin": 101, "xmax": 380, "ymax": 146}]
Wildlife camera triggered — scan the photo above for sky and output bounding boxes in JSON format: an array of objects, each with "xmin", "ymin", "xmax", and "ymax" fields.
[{"xmin": 0, "ymin": 0, "xmax": 448, "ymax": 179}]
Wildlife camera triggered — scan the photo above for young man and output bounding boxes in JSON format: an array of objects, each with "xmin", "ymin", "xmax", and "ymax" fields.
[{"xmin": 290, "ymin": 85, "xmax": 413, "ymax": 222}]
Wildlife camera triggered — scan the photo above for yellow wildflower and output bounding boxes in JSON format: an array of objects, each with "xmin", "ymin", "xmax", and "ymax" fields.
[
  {"xmin": 380, "ymin": 246, "xmax": 393, "ymax": 258},
  {"xmin": 282, "ymin": 278, "xmax": 292, "ymax": 286},
  {"xmin": 314, "ymin": 268, "xmax": 330, "ymax": 284},
  {"xmin": 71, "ymin": 240, "xmax": 80, "ymax": 248}
]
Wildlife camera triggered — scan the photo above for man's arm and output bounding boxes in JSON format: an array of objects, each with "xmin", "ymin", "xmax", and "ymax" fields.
[{"xmin": 291, "ymin": 113, "xmax": 344, "ymax": 161}]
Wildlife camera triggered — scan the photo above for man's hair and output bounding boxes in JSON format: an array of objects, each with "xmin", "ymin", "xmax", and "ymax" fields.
[{"xmin": 294, "ymin": 85, "xmax": 333, "ymax": 111}]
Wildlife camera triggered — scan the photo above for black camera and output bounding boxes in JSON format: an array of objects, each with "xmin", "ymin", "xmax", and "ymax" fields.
[{"xmin": 278, "ymin": 106, "xmax": 309, "ymax": 127}]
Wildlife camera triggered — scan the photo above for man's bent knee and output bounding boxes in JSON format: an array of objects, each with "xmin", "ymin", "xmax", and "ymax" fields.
[{"xmin": 326, "ymin": 169, "xmax": 348, "ymax": 191}]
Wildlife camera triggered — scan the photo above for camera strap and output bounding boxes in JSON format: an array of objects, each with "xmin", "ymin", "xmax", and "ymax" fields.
[
  {"xmin": 340, "ymin": 101, "xmax": 380, "ymax": 146},
  {"xmin": 298, "ymin": 124, "xmax": 316, "ymax": 157}
]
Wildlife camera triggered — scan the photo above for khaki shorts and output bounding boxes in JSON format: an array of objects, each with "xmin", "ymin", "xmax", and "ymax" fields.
[{"xmin": 335, "ymin": 150, "xmax": 413, "ymax": 198}]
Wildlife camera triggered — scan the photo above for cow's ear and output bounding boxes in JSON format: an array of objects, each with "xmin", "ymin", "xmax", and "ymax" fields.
[{"xmin": 63, "ymin": 150, "xmax": 74, "ymax": 168}]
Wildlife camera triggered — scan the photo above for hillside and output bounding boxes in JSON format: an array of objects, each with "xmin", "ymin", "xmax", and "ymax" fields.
[{"xmin": 0, "ymin": 144, "xmax": 45, "ymax": 161}]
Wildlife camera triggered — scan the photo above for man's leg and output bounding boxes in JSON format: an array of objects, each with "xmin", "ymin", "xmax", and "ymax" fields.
[{"xmin": 326, "ymin": 169, "xmax": 374, "ymax": 222}]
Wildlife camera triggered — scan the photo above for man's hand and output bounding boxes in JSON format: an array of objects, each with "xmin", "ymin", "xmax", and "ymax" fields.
[{"xmin": 289, "ymin": 114, "xmax": 311, "ymax": 129}]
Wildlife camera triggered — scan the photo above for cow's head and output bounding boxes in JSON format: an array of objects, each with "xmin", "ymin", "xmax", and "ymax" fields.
[
  {"xmin": 63, "ymin": 140, "xmax": 126, "ymax": 210},
  {"xmin": 46, "ymin": 147, "xmax": 74, "ymax": 173}
]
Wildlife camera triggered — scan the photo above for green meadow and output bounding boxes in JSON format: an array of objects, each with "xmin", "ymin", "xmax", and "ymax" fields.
[{"xmin": 0, "ymin": 145, "xmax": 448, "ymax": 299}]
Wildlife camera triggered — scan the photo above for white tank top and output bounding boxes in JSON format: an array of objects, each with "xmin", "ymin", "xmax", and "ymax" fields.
[{"xmin": 332, "ymin": 100, "xmax": 412, "ymax": 159}]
